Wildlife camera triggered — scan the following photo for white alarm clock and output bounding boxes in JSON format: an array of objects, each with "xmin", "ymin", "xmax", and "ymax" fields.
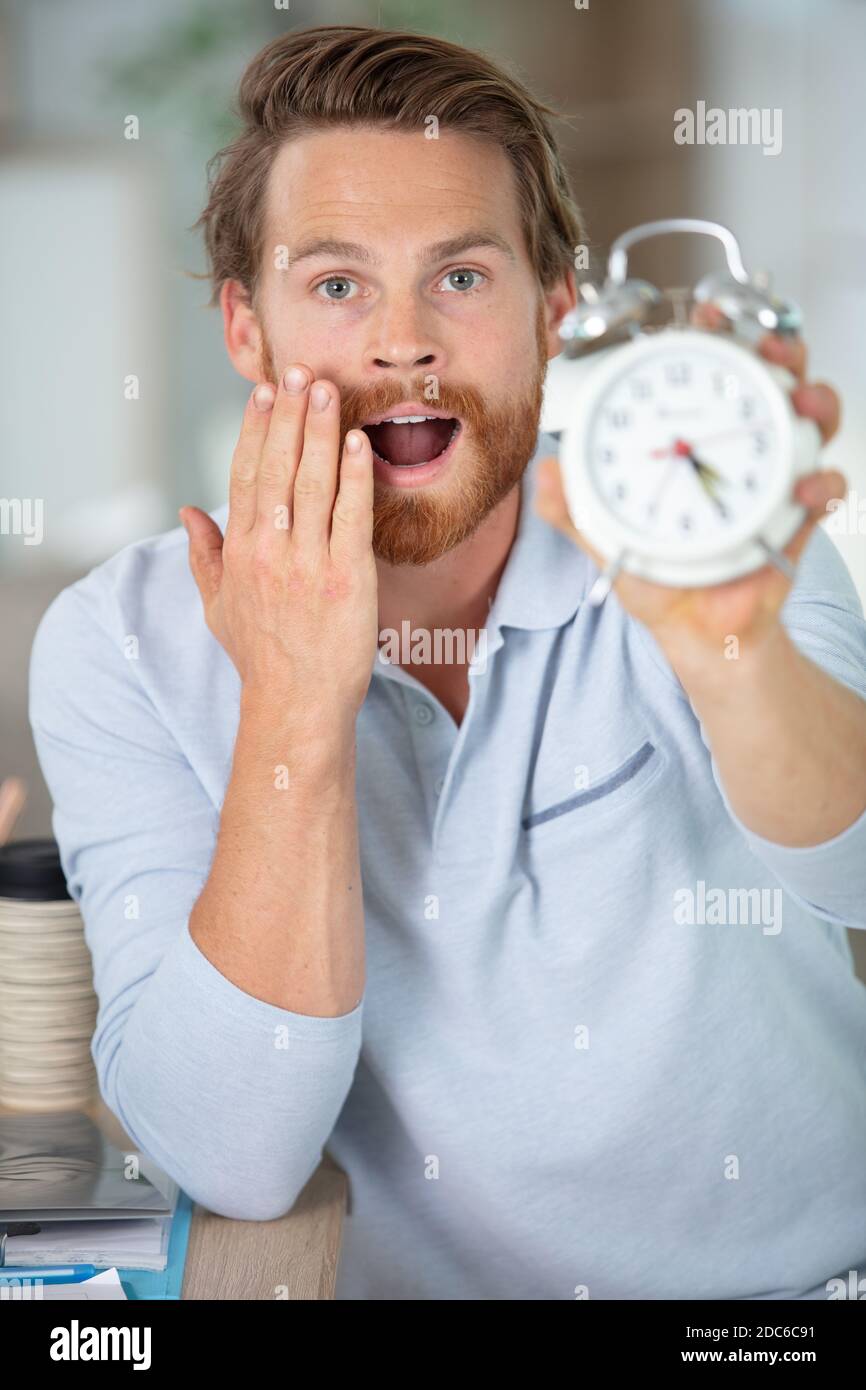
[{"xmin": 541, "ymin": 219, "xmax": 821, "ymax": 600}]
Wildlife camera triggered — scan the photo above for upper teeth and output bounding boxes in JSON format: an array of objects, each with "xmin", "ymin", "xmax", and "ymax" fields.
[{"xmin": 379, "ymin": 415, "xmax": 440, "ymax": 424}]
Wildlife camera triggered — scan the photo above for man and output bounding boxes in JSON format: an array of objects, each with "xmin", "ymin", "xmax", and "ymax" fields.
[{"xmin": 30, "ymin": 26, "xmax": 866, "ymax": 1300}]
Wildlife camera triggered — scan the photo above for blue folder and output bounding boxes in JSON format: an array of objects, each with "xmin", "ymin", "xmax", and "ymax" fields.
[{"xmin": 116, "ymin": 1190, "xmax": 194, "ymax": 1300}]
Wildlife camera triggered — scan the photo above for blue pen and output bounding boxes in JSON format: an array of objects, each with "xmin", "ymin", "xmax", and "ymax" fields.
[{"xmin": 0, "ymin": 1264, "xmax": 100, "ymax": 1283}]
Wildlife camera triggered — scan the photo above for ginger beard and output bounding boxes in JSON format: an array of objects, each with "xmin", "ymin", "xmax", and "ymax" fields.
[{"xmin": 258, "ymin": 301, "xmax": 549, "ymax": 566}]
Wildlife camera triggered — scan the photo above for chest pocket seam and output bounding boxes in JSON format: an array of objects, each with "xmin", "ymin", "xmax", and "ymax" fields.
[{"xmin": 522, "ymin": 739, "xmax": 657, "ymax": 831}]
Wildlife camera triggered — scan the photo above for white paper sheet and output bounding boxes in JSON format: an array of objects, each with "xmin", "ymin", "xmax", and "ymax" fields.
[{"xmin": 2, "ymin": 1267, "xmax": 128, "ymax": 1300}]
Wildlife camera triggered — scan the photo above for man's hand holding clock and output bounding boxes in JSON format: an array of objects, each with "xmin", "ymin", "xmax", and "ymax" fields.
[
  {"xmin": 535, "ymin": 324, "xmax": 845, "ymax": 656},
  {"xmin": 535, "ymin": 314, "xmax": 865, "ymax": 852}
]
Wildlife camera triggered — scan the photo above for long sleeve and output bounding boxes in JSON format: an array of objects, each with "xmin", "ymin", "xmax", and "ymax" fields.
[
  {"xmin": 702, "ymin": 527, "xmax": 866, "ymax": 929},
  {"xmin": 28, "ymin": 575, "xmax": 363, "ymax": 1221}
]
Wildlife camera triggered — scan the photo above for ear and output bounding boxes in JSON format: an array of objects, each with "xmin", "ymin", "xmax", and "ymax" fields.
[
  {"xmin": 220, "ymin": 279, "xmax": 267, "ymax": 384},
  {"xmin": 542, "ymin": 269, "xmax": 577, "ymax": 360}
]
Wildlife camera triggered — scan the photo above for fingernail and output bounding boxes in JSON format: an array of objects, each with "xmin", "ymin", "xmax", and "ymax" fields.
[
  {"xmin": 283, "ymin": 366, "xmax": 308, "ymax": 395},
  {"xmin": 253, "ymin": 383, "xmax": 276, "ymax": 411},
  {"xmin": 311, "ymin": 384, "xmax": 330, "ymax": 411},
  {"xmin": 345, "ymin": 430, "xmax": 363, "ymax": 454}
]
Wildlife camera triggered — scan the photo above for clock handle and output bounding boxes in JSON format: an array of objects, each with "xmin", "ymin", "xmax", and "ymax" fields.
[
  {"xmin": 562, "ymin": 220, "xmax": 803, "ymax": 350},
  {"xmin": 608, "ymin": 219, "xmax": 802, "ymax": 337},
  {"xmin": 607, "ymin": 219, "xmax": 750, "ymax": 287}
]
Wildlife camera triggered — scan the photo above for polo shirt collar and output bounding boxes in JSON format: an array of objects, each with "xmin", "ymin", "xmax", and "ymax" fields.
[
  {"xmin": 483, "ymin": 431, "xmax": 592, "ymax": 648},
  {"xmin": 371, "ymin": 430, "xmax": 593, "ymax": 689}
]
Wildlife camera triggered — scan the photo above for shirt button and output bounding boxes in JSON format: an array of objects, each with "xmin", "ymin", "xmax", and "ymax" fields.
[
  {"xmin": 414, "ymin": 702, "xmax": 434, "ymax": 726},
  {"xmin": 434, "ymin": 776, "xmax": 445, "ymax": 796}
]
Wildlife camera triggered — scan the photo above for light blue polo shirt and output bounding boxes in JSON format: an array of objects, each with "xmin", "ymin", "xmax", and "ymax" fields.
[{"xmin": 29, "ymin": 434, "xmax": 866, "ymax": 1300}]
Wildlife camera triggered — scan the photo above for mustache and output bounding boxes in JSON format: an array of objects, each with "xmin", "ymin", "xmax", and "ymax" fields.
[{"xmin": 338, "ymin": 376, "xmax": 488, "ymax": 446}]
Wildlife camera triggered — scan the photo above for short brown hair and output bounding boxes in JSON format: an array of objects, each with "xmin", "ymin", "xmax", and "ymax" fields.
[{"xmin": 195, "ymin": 24, "xmax": 586, "ymax": 306}]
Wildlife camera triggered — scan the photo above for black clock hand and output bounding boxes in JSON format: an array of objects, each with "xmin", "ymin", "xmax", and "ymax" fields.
[{"xmin": 684, "ymin": 449, "xmax": 729, "ymax": 518}]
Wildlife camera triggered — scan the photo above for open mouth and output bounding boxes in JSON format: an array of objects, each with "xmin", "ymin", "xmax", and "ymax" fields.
[{"xmin": 361, "ymin": 415, "xmax": 461, "ymax": 468}]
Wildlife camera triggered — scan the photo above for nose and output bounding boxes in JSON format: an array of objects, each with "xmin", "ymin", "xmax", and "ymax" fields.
[{"xmin": 365, "ymin": 300, "xmax": 446, "ymax": 375}]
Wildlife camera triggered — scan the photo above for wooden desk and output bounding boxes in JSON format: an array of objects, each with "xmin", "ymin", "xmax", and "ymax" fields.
[{"xmin": 0, "ymin": 1097, "xmax": 347, "ymax": 1299}]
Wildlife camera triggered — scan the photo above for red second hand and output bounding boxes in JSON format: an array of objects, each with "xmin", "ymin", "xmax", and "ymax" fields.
[{"xmin": 650, "ymin": 424, "xmax": 769, "ymax": 459}]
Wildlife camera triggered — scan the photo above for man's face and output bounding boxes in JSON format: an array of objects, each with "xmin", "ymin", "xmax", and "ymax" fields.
[{"xmin": 245, "ymin": 126, "xmax": 567, "ymax": 564}]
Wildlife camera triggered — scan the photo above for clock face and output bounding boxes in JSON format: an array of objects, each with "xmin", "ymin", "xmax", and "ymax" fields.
[{"xmin": 584, "ymin": 341, "xmax": 784, "ymax": 549}]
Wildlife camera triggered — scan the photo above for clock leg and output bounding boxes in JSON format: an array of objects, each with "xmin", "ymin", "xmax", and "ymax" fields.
[
  {"xmin": 757, "ymin": 538, "xmax": 796, "ymax": 580},
  {"xmin": 588, "ymin": 554, "xmax": 627, "ymax": 607}
]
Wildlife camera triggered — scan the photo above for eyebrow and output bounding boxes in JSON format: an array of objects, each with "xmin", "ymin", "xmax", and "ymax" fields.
[{"xmin": 284, "ymin": 230, "xmax": 516, "ymax": 269}]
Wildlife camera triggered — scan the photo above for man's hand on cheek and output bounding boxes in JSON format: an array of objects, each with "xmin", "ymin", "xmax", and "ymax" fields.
[
  {"xmin": 534, "ymin": 330, "xmax": 846, "ymax": 666},
  {"xmin": 178, "ymin": 366, "xmax": 379, "ymax": 742}
]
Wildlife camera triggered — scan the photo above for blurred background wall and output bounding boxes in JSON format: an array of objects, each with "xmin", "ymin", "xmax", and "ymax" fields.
[{"xmin": 1, "ymin": 0, "xmax": 864, "ymax": 969}]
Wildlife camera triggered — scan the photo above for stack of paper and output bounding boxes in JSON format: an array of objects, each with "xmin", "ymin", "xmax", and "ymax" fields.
[{"xmin": 0, "ymin": 1111, "xmax": 178, "ymax": 1272}]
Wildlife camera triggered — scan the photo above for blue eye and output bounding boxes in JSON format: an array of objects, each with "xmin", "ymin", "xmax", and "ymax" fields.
[
  {"xmin": 316, "ymin": 276, "xmax": 357, "ymax": 301},
  {"xmin": 439, "ymin": 268, "xmax": 485, "ymax": 293}
]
